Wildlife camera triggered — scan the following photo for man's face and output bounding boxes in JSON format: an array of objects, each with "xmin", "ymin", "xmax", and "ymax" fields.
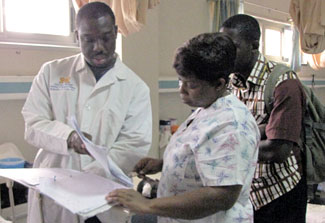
[
  {"xmin": 220, "ymin": 27, "xmax": 255, "ymax": 78},
  {"xmin": 76, "ymin": 15, "xmax": 117, "ymax": 68},
  {"xmin": 178, "ymin": 75, "xmax": 219, "ymax": 108}
]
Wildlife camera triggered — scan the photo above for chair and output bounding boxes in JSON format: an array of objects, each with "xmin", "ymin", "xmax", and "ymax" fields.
[{"xmin": 0, "ymin": 142, "xmax": 25, "ymax": 223}]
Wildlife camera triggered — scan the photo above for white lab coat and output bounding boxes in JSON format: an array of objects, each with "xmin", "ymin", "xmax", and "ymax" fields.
[{"xmin": 22, "ymin": 53, "xmax": 152, "ymax": 223}]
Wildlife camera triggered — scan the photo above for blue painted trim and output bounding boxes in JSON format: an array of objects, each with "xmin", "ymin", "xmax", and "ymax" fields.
[
  {"xmin": 158, "ymin": 80, "xmax": 325, "ymax": 90},
  {"xmin": 0, "ymin": 82, "xmax": 32, "ymax": 94},
  {"xmin": 1, "ymin": 79, "xmax": 325, "ymax": 94},
  {"xmin": 159, "ymin": 80, "xmax": 179, "ymax": 89},
  {"xmin": 301, "ymin": 80, "xmax": 325, "ymax": 86}
]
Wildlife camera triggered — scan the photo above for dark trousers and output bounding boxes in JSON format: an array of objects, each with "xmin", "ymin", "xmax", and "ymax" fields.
[
  {"xmin": 254, "ymin": 177, "xmax": 307, "ymax": 223},
  {"xmin": 85, "ymin": 214, "xmax": 158, "ymax": 223},
  {"xmin": 131, "ymin": 214, "xmax": 157, "ymax": 223},
  {"xmin": 85, "ymin": 216, "xmax": 101, "ymax": 223}
]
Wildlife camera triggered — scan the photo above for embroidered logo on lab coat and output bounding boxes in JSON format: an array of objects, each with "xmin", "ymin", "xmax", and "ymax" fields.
[
  {"xmin": 59, "ymin": 77, "xmax": 70, "ymax": 84},
  {"xmin": 50, "ymin": 77, "xmax": 75, "ymax": 91}
]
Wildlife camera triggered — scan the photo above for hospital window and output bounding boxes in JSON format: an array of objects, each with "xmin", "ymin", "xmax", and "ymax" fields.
[
  {"xmin": 0, "ymin": 0, "xmax": 77, "ymax": 47},
  {"xmin": 258, "ymin": 19, "xmax": 293, "ymax": 64}
]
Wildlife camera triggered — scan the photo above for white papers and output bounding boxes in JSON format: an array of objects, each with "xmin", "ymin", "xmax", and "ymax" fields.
[
  {"xmin": 0, "ymin": 167, "xmax": 50, "ymax": 186},
  {"xmin": 68, "ymin": 116, "xmax": 133, "ymax": 187},
  {"xmin": 0, "ymin": 168, "xmax": 127, "ymax": 218},
  {"xmin": 38, "ymin": 170, "xmax": 125, "ymax": 217}
]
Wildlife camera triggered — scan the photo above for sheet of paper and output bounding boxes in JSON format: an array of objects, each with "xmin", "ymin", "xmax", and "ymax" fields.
[
  {"xmin": 38, "ymin": 170, "xmax": 126, "ymax": 217},
  {"xmin": 0, "ymin": 168, "xmax": 61, "ymax": 187},
  {"xmin": 68, "ymin": 116, "xmax": 133, "ymax": 187},
  {"xmin": 0, "ymin": 168, "xmax": 127, "ymax": 218}
]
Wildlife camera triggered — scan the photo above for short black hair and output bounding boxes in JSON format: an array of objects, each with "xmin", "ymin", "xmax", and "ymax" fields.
[
  {"xmin": 173, "ymin": 32, "xmax": 236, "ymax": 84},
  {"xmin": 221, "ymin": 14, "xmax": 260, "ymax": 42},
  {"xmin": 76, "ymin": 2, "xmax": 115, "ymax": 28}
]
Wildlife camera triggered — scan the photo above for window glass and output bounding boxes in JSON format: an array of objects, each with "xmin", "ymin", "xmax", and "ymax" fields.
[
  {"xmin": 255, "ymin": 17, "xmax": 296, "ymax": 65},
  {"xmin": 5, "ymin": 0, "xmax": 70, "ymax": 36},
  {"xmin": 116, "ymin": 33, "xmax": 122, "ymax": 58},
  {"xmin": 0, "ymin": 0, "xmax": 122, "ymax": 53},
  {"xmin": 265, "ymin": 28, "xmax": 281, "ymax": 57},
  {"xmin": 0, "ymin": 0, "xmax": 76, "ymax": 47},
  {"xmin": 282, "ymin": 29, "xmax": 293, "ymax": 61}
]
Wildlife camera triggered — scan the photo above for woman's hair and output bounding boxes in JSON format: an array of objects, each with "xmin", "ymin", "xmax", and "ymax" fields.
[
  {"xmin": 221, "ymin": 14, "xmax": 260, "ymax": 42},
  {"xmin": 76, "ymin": 2, "xmax": 116, "ymax": 28},
  {"xmin": 173, "ymin": 32, "xmax": 236, "ymax": 84}
]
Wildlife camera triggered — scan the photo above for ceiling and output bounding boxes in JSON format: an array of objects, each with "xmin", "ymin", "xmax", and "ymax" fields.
[
  {"xmin": 245, "ymin": 0, "xmax": 291, "ymax": 14},
  {"xmin": 244, "ymin": 0, "xmax": 292, "ymax": 23}
]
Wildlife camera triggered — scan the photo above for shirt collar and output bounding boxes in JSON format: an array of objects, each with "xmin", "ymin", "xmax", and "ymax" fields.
[{"xmin": 232, "ymin": 53, "xmax": 272, "ymax": 88}]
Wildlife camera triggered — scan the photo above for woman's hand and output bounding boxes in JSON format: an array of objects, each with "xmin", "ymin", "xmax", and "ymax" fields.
[
  {"xmin": 106, "ymin": 189, "xmax": 151, "ymax": 215},
  {"xmin": 133, "ymin": 158, "xmax": 163, "ymax": 176}
]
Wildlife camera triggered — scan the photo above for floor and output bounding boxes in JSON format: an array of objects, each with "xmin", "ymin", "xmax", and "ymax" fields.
[
  {"xmin": 0, "ymin": 203, "xmax": 27, "ymax": 223},
  {"xmin": 307, "ymin": 204, "xmax": 325, "ymax": 222}
]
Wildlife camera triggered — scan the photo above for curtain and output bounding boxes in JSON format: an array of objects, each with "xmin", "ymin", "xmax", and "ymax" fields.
[
  {"xmin": 307, "ymin": 52, "xmax": 325, "ymax": 70},
  {"xmin": 289, "ymin": 0, "xmax": 325, "ymax": 70},
  {"xmin": 207, "ymin": 0, "xmax": 242, "ymax": 32},
  {"xmin": 290, "ymin": 26, "xmax": 302, "ymax": 72},
  {"xmin": 73, "ymin": 0, "xmax": 160, "ymax": 36},
  {"xmin": 289, "ymin": 0, "xmax": 325, "ymax": 54}
]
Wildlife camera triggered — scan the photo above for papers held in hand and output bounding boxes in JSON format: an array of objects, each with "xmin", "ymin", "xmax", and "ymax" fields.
[
  {"xmin": 0, "ymin": 168, "xmax": 128, "ymax": 218},
  {"xmin": 68, "ymin": 116, "xmax": 133, "ymax": 187}
]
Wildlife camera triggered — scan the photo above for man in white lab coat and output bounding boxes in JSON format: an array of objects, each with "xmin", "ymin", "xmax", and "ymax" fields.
[{"xmin": 21, "ymin": 2, "xmax": 152, "ymax": 223}]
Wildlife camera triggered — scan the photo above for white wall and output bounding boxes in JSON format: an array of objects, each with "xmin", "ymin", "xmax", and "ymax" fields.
[
  {"xmin": 0, "ymin": 0, "xmax": 160, "ymax": 161},
  {"xmin": 157, "ymin": 0, "xmax": 211, "ymax": 141},
  {"xmin": 245, "ymin": 0, "xmax": 325, "ymax": 102},
  {"xmin": 124, "ymin": 0, "xmax": 210, "ymax": 157},
  {"xmin": 1, "ymin": 0, "xmax": 324, "ymax": 162},
  {"xmin": 245, "ymin": 0, "xmax": 325, "ymax": 79},
  {"xmin": 244, "ymin": 0, "xmax": 291, "ymax": 23},
  {"xmin": 0, "ymin": 46, "xmax": 80, "ymax": 162},
  {"xmin": 0, "ymin": 7, "xmax": 161, "ymax": 160},
  {"xmin": 0, "ymin": 100, "xmax": 35, "ymax": 162},
  {"xmin": 158, "ymin": 0, "xmax": 325, "ymax": 144},
  {"xmin": 121, "ymin": 6, "xmax": 159, "ymax": 157},
  {"xmin": 158, "ymin": 0, "xmax": 210, "ymax": 78},
  {"xmin": 0, "ymin": 0, "xmax": 211, "ymax": 161}
]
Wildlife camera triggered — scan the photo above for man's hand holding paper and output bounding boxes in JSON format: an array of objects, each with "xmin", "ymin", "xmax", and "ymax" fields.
[
  {"xmin": 68, "ymin": 116, "xmax": 133, "ymax": 187},
  {"xmin": 67, "ymin": 131, "xmax": 92, "ymax": 155}
]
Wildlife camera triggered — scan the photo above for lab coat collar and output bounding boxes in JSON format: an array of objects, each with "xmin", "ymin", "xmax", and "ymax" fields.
[
  {"xmin": 107, "ymin": 55, "xmax": 127, "ymax": 80},
  {"xmin": 75, "ymin": 53, "xmax": 86, "ymax": 73},
  {"xmin": 75, "ymin": 53, "xmax": 127, "ymax": 81},
  {"xmin": 74, "ymin": 53, "xmax": 127, "ymax": 92},
  {"xmin": 96, "ymin": 55, "xmax": 127, "ymax": 89}
]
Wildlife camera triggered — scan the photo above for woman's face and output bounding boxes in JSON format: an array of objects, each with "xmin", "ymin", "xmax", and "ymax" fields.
[{"xmin": 178, "ymin": 75, "xmax": 219, "ymax": 108}]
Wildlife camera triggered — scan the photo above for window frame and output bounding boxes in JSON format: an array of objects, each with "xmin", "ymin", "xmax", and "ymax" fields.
[
  {"xmin": 0, "ymin": 0, "xmax": 78, "ymax": 48},
  {"xmin": 257, "ymin": 18, "xmax": 293, "ymax": 64}
]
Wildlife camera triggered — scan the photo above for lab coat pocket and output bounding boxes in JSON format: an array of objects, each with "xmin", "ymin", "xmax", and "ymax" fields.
[
  {"xmin": 49, "ymin": 89, "xmax": 77, "ymax": 118},
  {"xmin": 95, "ymin": 106, "xmax": 125, "ymax": 146}
]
